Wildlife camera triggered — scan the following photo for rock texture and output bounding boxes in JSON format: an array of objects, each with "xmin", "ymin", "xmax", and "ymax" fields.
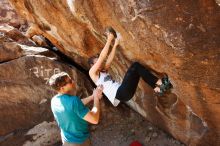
[
  {"xmin": 23, "ymin": 121, "xmax": 60, "ymax": 146},
  {"xmin": 0, "ymin": 25, "xmax": 51, "ymax": 62},
  {"xmin": 0, "ymin": 25, "xmax": 93, "ymax": 138},
  {"xmin": 7, "ymin": 0, "xmax": 220, "ymax": 145},
  {"xmin": 0, "ymin": 54, "xmax": 93, "ymax": 137},
  {"xmin": 0, "ymin": 0, "xmax": 27, "ymax": 30}
]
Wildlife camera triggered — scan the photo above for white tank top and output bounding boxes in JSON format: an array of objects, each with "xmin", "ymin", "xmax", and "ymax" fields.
[{"xmin": 96, "ymin": 72, "xmax": 121, "ymax": 106}]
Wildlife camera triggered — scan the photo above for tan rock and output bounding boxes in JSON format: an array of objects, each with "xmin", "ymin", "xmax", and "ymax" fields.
[
  {"xmin": 23, "ymin": 121, "xmax": 60, "ymax": 146},
  {"xmin": 7, "ymin": 0, "xmax": 220, "ymax": 145},
  {"xmin": 0, "ymin": 42, "xmax": 23, "ymax": 62},
  {"xmin": 0, "ymin": 0, "xmax": 27, "ymax": 29},
  {"xmin": 0, "ymin": 55, "xmax": 92, "ymax": 136},
  {"xmin": 31, "ymin": 35, "xmax": 48, "ymax": 47},
  {"xmin": 0, "ymin": 24, "xmax": 54, "ymax": 62},
  {"xmin": 0, "ymin": 25, "xmax": 35, "ymax": 46}
]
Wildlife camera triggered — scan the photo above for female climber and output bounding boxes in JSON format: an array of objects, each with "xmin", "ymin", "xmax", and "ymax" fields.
[{"xmin": 88, "ymin": 27, "xmax": 173, "ymax": 106}]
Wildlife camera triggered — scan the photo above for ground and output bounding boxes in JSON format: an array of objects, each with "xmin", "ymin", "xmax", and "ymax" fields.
[{"xmin": 0, "ymin": 100, "xmax": 185, "ymax": 146}]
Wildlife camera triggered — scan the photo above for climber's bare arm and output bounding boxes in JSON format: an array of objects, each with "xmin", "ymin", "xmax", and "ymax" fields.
[
  {"xmin": 104, "ymin": 37, "xmax": 120, "ymax": 70},
  {"xmin": 89, "ymin": 33, "xmax": 114, "ymax": 81}
]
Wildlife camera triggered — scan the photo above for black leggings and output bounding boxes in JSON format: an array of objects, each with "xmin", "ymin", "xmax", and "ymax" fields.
[{"xmin": 115, "ymin": 62, "xmax": 158, "ymax": 102}]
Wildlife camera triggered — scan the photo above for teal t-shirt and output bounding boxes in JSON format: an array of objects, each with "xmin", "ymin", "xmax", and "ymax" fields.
[{"xmin": 51, "ymin": 94, "xmax": 90, "ymax": 144}]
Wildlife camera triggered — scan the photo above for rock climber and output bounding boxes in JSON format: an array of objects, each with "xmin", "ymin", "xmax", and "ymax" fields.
[{"xmin": 88, "ymin": 27, "xmax": 173, "ymax": 106}]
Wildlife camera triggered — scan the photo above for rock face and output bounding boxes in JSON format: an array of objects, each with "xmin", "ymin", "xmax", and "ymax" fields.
[
  {"xmin": 23, "ymin": 121, "xmax": 60, "ymax": 146},
  {"xmin": 0, "ymin": 54, "xmax": 93, "ymax": 136},
  {"xmin": 0, "ymin": 25, "xmax": 45, "ymax": 62},
  {"xmin": 0, "ymin": 0, "xmax": 27, "ymax": 30},
  {"xmin": 7, "ymin": 0, "xmax": 220, "ymax": 145},
  {"xmin": 0, "ymin": 25, "xmax": 93, "ymax": 137}
]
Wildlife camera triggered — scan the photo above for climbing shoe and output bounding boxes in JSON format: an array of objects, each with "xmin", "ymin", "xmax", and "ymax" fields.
[
  {"xmin": 156, "ymin": 74, "xmax": 173, "ymax": 96},
  {"xmin": 105, "ymin": 26, "xmax": 117, "ymax": 38}
]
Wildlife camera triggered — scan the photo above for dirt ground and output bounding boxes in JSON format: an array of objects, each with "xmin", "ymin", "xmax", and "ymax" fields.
[
  {"xmin": 90, "ymin": 102, "xmax": 185, "ymax": 146},
  {"xmin": 0, "ymin": 101, "xmax": 185, "ymax": 146}
]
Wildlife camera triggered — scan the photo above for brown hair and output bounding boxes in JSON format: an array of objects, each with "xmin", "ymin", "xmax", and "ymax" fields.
[
  {"xmin": 88, "ymin": 54, "xmax": 99, "ymax": 66},
  {"xmin": 49, "ymin": 72, "xmax": 70, "ymax": 91}
]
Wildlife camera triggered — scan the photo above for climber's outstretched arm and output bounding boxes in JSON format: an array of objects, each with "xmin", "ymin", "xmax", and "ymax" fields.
[
  {"xmin": 89, "ymin": 33, "xmax": 114, "ymax": 78},
  {"xmin": 104, "ymin": 37, "xmax": 120, "ymax": 70}
]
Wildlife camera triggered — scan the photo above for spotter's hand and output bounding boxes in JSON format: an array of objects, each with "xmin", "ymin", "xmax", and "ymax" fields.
[{"xmin": 93, "ymin": 85, "xmax": 103, "ymax": 100}]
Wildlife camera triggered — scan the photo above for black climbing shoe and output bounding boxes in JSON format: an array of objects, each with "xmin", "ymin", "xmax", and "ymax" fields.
[
  {"xmin": 105, "ymin": 26, "xmax": 117, "ymax": 38},
  {"xmin": 156, "ymin": 74, "xmax": 173, "ymax": 96}
]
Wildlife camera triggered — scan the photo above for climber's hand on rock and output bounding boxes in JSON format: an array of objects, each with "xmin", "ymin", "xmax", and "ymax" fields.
[
  {"xmin": 114, "ymin": 37, "xmax": 120, "ymax": 47},
  {"xmin": 107, "ymin": 32, "xmax": 114, "ymax": 42},
  {"xmin": 114, "ymin": 32, "xmax": 121, "ymax": 47}
]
